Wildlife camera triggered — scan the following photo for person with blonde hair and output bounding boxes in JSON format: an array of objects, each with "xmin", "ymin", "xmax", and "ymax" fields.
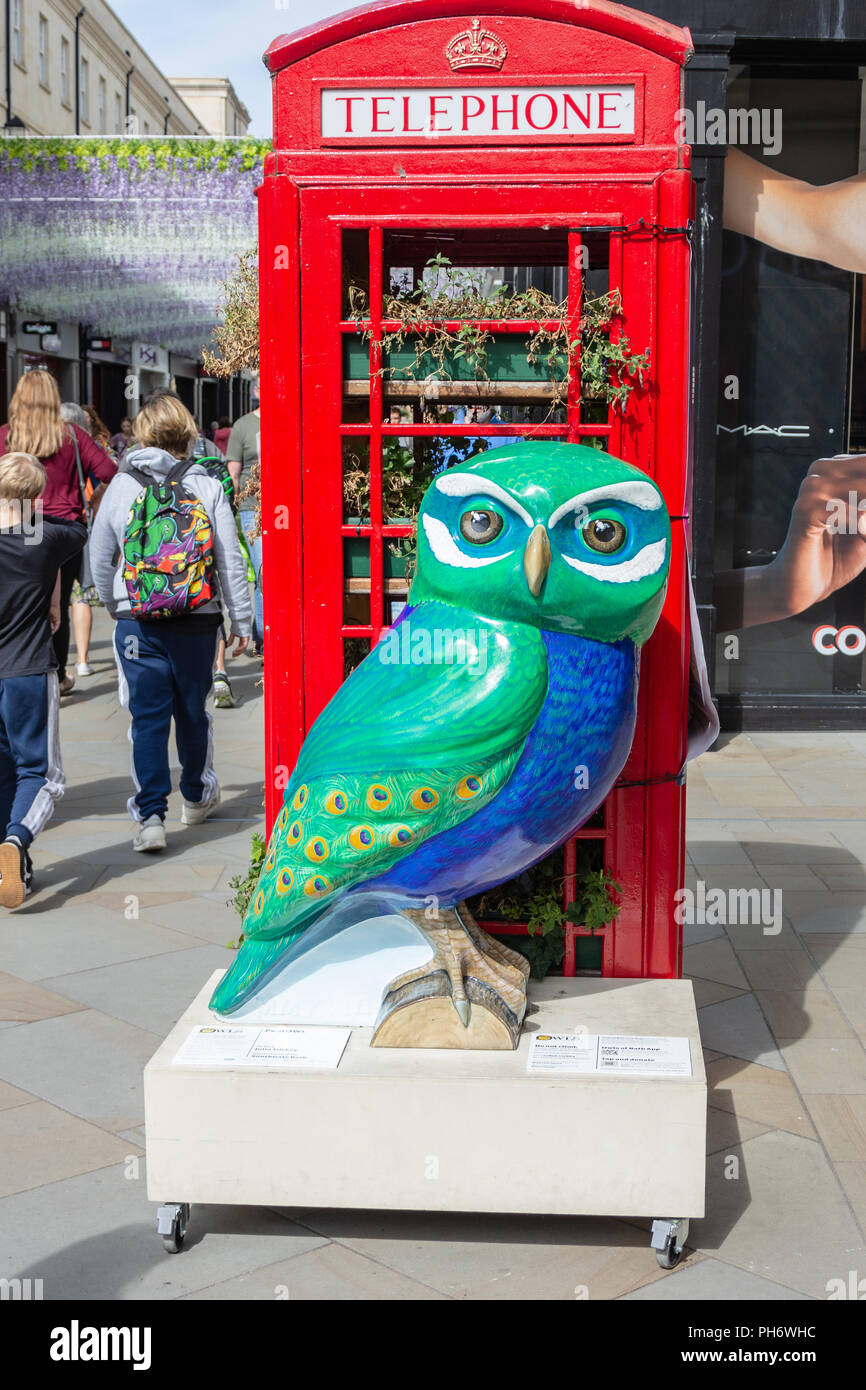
[
  {"xmin": 90, "ymin": 393, "xmax": 251, "ymax": 852},
  {"xmin": 0, "ymin": 450, "xmax": 86, "ymax": 906},
  {"xmin": 0, "ymin": 369, "xmax": 116, "ymax": 694}
]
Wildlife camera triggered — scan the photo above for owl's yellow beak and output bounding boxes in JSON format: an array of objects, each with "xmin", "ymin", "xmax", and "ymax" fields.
[{"xmin": 523, "ymin": 524, "xmax": 551, "ymax": 597}]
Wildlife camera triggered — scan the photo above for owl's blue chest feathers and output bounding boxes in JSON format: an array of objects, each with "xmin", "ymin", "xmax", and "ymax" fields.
[{"xmin": 367, "ymin": 628, "xmax": 637, "ymax": 904}]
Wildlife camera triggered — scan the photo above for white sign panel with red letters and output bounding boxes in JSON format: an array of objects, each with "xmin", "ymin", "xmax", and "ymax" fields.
[{"xmin": 321, "ymin": 84, "xmax": 635, "ymax": 140}]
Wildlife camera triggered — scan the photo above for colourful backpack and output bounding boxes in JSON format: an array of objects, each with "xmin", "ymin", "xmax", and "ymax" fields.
[{"xmin": 122, "ymin": 459, "xmax": 215, "ymax": 619}]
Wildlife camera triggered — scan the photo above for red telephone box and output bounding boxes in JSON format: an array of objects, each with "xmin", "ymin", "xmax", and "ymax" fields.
[{"xmin": 258, "ymin": 0, "xmax": 694, "ymax": 980}]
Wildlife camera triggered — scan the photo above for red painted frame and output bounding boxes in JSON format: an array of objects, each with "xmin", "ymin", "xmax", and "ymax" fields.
[{"xmin": 258, "ymin": 1, "xmax": 693, "ymax": 980}]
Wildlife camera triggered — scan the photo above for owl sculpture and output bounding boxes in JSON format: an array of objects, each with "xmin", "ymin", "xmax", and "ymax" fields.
[{"xmin": 211, "ymin": 443, "xmax": 671, "ymax": 1047}]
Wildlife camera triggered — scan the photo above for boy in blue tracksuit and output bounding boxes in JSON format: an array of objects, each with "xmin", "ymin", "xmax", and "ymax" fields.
[{"xmin": 0, "ymin": 452, "xmax": 86, "ymax": 907}]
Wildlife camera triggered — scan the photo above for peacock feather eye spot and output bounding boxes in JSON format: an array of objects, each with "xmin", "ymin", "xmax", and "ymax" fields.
[
  {"xmin": 410, "ymin": 787, "xmax": 439, "ymax": 811},
  {"xmin": 305, "ymin": 837, "xmax": 329, "ymax": 862},
  {"xmin": 459, "ymin": 508, "xmax": 503, "ymax": 546},
  {"xmin": 366, "ymin": 784, "xmax": 391, "ymax": 812},
  {"xmin": 581, "ymin": 516, "xmax": 627, "ymax": 555},
  {"xmin": 456, "ymin": 775, "xmax": 482, "ymax": 800},
  {"xmin": 325, "ymin": 791, "xmax": 348, "ymax": 815},
  {"xmin": 264, "ymin": 849, "xmax": 276, "ymax": 872},
  {"xmin": 288, "ymin": 820, "xmax": 302, "ymax": 845},
  {"xmin": 276, "ymin": 868, "xmax": 294, "ymax": 895},
  {"xmin": 253, "ymin": 890, "xmax": 265, "ymax": 915},
  {"xmin": 293, "ymin": 784, "xmax": 308, "ymax": 811},
  {"xmin": 304, "ymin": 875, "xmax": 331, "ymax": 897},
  {"xmin": 389, "ymin": 825, "xmax": 414, "ymax": 847},
  {"xmin": 349, "ymin": 824, "xmax": 375, "ymax": 851},
  {"xmin": 277, "ymin": 808, "xmax": 288, "ymax": 832}
]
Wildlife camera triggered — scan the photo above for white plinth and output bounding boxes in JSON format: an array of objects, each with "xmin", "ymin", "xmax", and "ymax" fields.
[{"xmin": 144, "ymin": 973, "xmax": 706, "ymax": 1219}]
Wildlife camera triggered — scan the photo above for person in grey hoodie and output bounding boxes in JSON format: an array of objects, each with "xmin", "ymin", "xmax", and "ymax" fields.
[{"xmin": 90, "ymin": 395, "xmax": 252, "ymax": 853}]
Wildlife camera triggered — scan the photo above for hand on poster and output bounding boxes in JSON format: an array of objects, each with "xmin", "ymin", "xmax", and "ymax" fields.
[{"xmin": 715, "ymin": 454, "xmax": 866, "ymax": 630}]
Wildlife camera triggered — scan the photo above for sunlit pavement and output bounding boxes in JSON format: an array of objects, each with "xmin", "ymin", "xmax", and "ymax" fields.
[{"xmin": 0, "ymin": 606, "xmax": 864, "ymax": 1299}]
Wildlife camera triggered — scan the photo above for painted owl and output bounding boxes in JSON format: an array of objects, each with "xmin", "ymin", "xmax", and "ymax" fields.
[{"xmin": 211, "ymin": 443, "xmax": 671, "ymax": 1038}]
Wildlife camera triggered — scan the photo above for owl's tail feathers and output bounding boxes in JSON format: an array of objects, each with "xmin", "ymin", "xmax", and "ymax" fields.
[{"xmin": 209, "ymin": 932, "xmax": 301, "ymax": 1015}]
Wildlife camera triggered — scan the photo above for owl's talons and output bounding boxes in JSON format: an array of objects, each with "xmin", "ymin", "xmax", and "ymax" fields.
[
  {"xmin": 454, "ymin": 996, "xmax": 471, "ymax": 1028},
  {"xmin": 371, "ymin": 901, "xmax": 528, "ymax": 1050}
]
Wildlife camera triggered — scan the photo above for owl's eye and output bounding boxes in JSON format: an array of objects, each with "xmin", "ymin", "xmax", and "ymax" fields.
[
  {"xmin": 459, "ymin": 508, "xmax": 503, "ymax": 546},
  {"xmin": 581, "ymin": 516, "xmax": 627, "ymax": 554}
]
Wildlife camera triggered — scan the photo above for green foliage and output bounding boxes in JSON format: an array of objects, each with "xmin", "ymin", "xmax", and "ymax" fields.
[
  {"xmin": 565, "ymin": 868, "xmax": 623, "ymax": 934},
  {"xmin": 0, "ymin": 136, "xmax": 270, "ymax": 173},
  {"xmin": 470, "ymin": 853, "xmax": 622, "ymax": 980},
  {"xmin": 515, "ymin": 929, "xmax": 565, "ymax": 981},
  {"xmin": 349, "ymin": 254, "xmax": 650, "ymax": 414},
  {"xmin": 226, "ymin": 830, "xmax": 267, "ymax": 947}
]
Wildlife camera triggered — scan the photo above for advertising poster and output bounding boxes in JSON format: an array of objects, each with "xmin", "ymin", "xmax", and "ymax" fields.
[{"xmin": 714, "ymin": 72, "xmax": 866, "ymax": 706}]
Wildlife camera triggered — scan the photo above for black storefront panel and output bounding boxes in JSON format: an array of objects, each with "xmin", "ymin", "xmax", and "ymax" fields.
[{"xmin": 713, "ymin": 68, "xmax": 865, "ymax": 706}]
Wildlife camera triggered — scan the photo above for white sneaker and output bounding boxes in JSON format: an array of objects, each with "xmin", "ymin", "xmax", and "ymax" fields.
[
  {"xmin": 213, "ymin": 673, "xmax": 235, "ymax": 708},
  {"xmin": 76, "ymin": 662, "xmax": 93, "ymax": 676},
  {"xmin": 181, "ymin": 789, "xmax": 221, "ymax": 826},
  {"xmin": 133, "ymin": 815, "xmax": 166, "ymax": 852}
]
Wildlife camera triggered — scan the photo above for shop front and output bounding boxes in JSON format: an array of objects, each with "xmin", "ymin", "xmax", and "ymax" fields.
[
  {"xmin": 631, "ymin": 0, "xmax": 866, "ymax": 728},
  {"xmin": 86, "ymin": 338, "xmax": 133, "ymax": 434},
  {"xmin": 14, "ymin": 318, "xmax": 80, "ymax": 400}
]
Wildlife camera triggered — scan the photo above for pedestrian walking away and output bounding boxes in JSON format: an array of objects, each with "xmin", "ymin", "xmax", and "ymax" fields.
[
  {"xmin": 0, "ymin": 372, "xmax": 117, "ymax": 697},
  {"xmin": 0, "ymin": 451, "xmax": 86, "ymax": 907},
  {"xmin": 226, "ymin": 378, "xmax": 263, "ymax": 653},
  {"xmin": 90, "ymin": 394, "xmax": 252, "ymax": 852}
]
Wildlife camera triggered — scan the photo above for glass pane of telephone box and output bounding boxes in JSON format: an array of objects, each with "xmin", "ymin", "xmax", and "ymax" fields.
[
  {"xmin": 344, "ymin": 638, "xmax": 371, "ymax": 680},
  {"xmin": 342, "ymin": 228, "xmax": 370, "ymax": 423}
]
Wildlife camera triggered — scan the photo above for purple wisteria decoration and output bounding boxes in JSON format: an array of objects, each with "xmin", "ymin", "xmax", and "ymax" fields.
[{"xmin": 0, "ymin": 139, "xmax": 268, "ymax": 357}]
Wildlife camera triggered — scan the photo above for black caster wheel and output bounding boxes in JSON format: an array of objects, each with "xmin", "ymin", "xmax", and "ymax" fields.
[
  {"xmin": 651, "ymin": 1217, "xmax": 689, "ymax": 1269},
  {"xmin": 157, "ymin": 1202, "xmax": 190, "ymax": 1254}
]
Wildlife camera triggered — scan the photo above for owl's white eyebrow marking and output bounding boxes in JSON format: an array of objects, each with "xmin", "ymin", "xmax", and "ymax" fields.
[
  {"xmin": 422, "ymin": 513, "xmax": 514, "ymax": 569},
  {"xmin": 562, "ymin": 538, "xmax": 667, "ymax": 584},
  {"xmin": 434, "ymin": 472, "xmax": 533, "ymax": 527},
  {"xmin": 548, "ymin": 481, "xmax": 662, "ymax": 528}
]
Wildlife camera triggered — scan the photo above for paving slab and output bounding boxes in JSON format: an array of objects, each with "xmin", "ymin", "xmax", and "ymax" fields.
[
  {"xmin": 0, "ymin": 1166, "xmax": 326, "ymax": 1301},
  {"xmin": 698, "ymin": 994, "xmax": 786, "ymax": 1071},
  {"xmin": 683, "ymin": 939, "xmax": 750, "ymax": 990},
  {"xmin": 695, "ymin": 1130, "xmax": 865, "ymax": 1298},
  {"xmin": 0, "ymin": 973, "xmax": 84, "ymax": 1023},
  {"xmin": 775, "ymin": 1038, "xmax": 866, "ymax": 1096},
  {"xmin": 0, "ymin": 1100, "xmax": 139, "ymax": 1198},
  {"xmin": 755, "ymin": 986, "xmax": 854, "ymax": 1041},
  {"xmin": 41, "ymin": 945, "xmax": 232, "ymax": 1036},
  {"xmin": 705, "ymin": 1106, "xmax": 772, "ymax": 1155},
  {"xmin": 0, "ymin": 906, "xmax": 202, "ymax": 982},
  {"xmin": 181, "ymin": 1243, "xmax": 448, "ymax": 1301},
  {"xmin": 622, "ymin": 1257, "xmax": 811, "ymax": 1300},
  {"xmin": 296, "ymin": 1209, "xmax": 675, "ymax": 1300},
  {"xmin": 705, "ymin": 1057, "xmax": 816, "ymax": 1139},
  {"xmin": 0, "ymin": 1009, "xmax": 161, "ymax": 1130}
]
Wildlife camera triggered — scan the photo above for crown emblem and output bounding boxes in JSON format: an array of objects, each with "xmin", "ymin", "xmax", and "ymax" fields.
[{"xmin": 445, "ymin": 19, "xmax": 507, "ymax": 72}]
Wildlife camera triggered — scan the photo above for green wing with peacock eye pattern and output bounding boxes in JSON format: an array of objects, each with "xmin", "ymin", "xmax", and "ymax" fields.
[
  {"xmin": 246, "ymin": 754, "xmax": 522, "ymax": 940},
  {"xmin": 243, "ymin": 603, "xmax": 547, "ymax": 944},
  {"xmin": 208, "ymin": 606, "xmax": 547, "ymax": 1013}
]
